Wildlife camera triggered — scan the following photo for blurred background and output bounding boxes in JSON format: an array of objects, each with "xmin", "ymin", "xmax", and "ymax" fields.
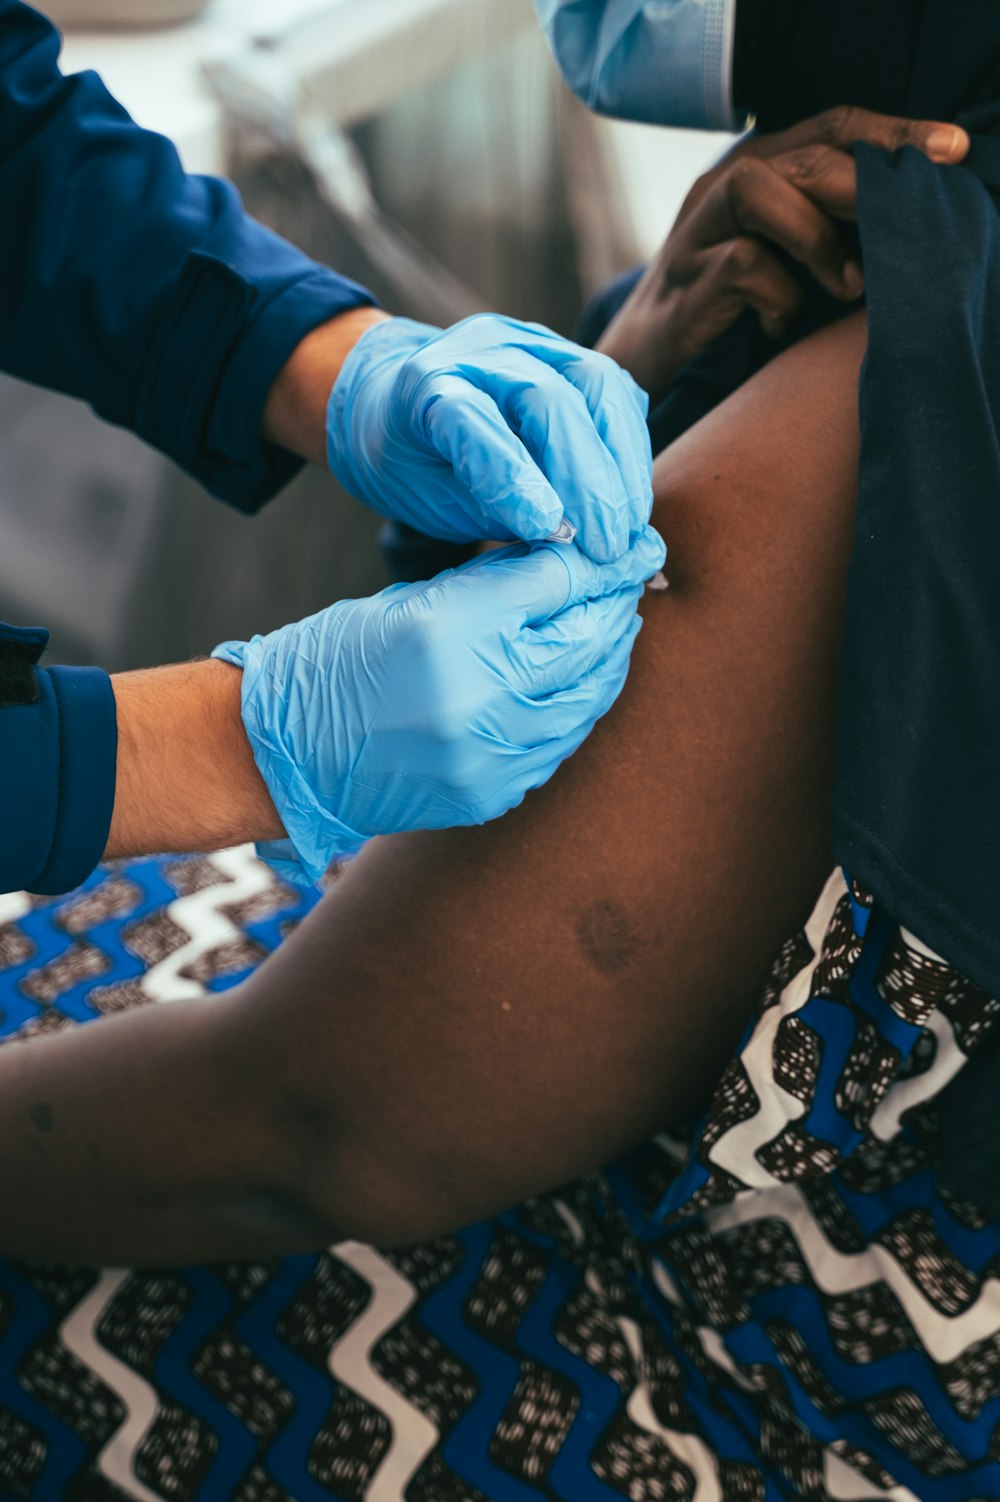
[{"xmin": 1, "ymin": 0, "xmax": 734, "ymax": 670}]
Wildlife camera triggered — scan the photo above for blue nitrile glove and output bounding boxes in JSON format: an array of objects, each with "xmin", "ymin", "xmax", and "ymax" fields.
[
  {"xmin": 213, "ymin": 526, "xmax": 665, "ymax": 885},
  {"xmin": 326, "ymin": 313, "xmax": 654, "ymax": 564}
]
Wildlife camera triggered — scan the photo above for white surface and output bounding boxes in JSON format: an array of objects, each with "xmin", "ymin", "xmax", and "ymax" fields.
[
  {"xmin": 54, "ymin": 0, "xmax": 531, "ymax": 174},
  {"xmin": 602, "ymin": 118, "xmax": 737, "ymax": 263},
  {"xmin": 53, "ymin": 0, "xmax": 727, "ymax": 257}
]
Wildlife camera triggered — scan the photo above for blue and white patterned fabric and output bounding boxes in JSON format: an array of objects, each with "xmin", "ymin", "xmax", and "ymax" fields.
[{"xmin": 0, "ymin": 855, "xmax": 998, "ymax": 1500}]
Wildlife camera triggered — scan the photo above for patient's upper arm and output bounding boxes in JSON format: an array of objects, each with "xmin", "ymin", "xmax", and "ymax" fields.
[{"xmin": 226, "ymin": 311, "xmax": 868, "ymax": 1247}]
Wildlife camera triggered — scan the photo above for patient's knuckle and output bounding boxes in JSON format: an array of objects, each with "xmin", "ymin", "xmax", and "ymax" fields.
[
  {"xmin": 815, "ymin": 105, "xmax": 855, "ymax": 145},
  {"xmin": 892, "ymin": 119, "xmax": 924, "ymax": 149},
  {"xmin": 785, "ymin": 144, "xmax": 839, "ymax": 188},
  {"xmin": 725, "ymin": 156, "xmax": 768, "ymax": 210},
  {"xmin": 722, "ymin": 237, "xmax": 760, "ymax": 281}
]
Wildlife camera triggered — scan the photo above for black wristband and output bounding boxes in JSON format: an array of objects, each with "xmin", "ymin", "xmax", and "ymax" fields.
[{"xmin": 0, "ymin": 635, "xmax": 44, "ymax": 708}]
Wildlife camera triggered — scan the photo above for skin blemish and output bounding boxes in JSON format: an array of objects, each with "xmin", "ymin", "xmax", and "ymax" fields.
[
  {"xmin": 575, "ymin": 900, "xmax": 639, "ymax": 977},
  {"xmin": 501, "ymin": 1001, "xmax": 512, "ymax": 1012},
  {"xmin": 29, "ymin": 1102, "xmax": 54, "ymax": 1135}
]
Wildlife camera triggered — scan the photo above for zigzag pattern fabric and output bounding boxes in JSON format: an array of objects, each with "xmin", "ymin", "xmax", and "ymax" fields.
[{"xmin": 0, "ymin": 854, "xmax": 998, "ymax": 1501}]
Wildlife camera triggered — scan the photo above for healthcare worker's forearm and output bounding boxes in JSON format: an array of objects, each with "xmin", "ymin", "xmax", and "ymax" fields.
[
  {"xmin": 0, "ymin": 0, "xmax": 375, "ymax": 511},
  {"xmin": 105, "ymin": 660, "xmax": 285, "ymax": 861},
  {"xmin": 262, "ymin": 305, "xmax": 390, "ymax": 466},
  {"xmin": 0, "ymin": 995, "xmax": 333, "ymax": 1266}
]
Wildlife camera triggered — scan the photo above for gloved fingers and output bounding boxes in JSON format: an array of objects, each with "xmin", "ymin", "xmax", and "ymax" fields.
[
  {"xmin": 422, "ymin": 375, "xmax": 565, "ymax": 542},
  {"xmin": 525, "ymin": 615, "xmax": 641, "ymax": 744},
  {"xmin": 450, "ymin": 329, "xmax": 650, "ymax": 557},
  {"xmin": 555, "ymin": 350, "xmax": 654, "ymax": 538},
  {"xmin": 483, "ymin": 617, "xmax": 641, "ymax": 804},
  {"xmin": 496, "ymin": 362, "xmax": 635, "ymax": 562},
  {"xmin": 457, "ymin": 524, "xmax": 664, "ymax": 625},
  {"xmin": 516, "ymin": 341, "xmax": 655, "ymax": 548},
  {"xmin": 540, "ymin": 524, "xmax": 666, "ymax": 614},
  {"xmin": 517, "ymin": 583, "xmax": 643, "ymax": 697}
]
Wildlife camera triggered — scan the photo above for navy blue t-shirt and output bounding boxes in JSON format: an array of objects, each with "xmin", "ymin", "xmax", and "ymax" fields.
[{"xmin": 656, "ymin": 0, "xmax": 1000, "ymax": 1000}]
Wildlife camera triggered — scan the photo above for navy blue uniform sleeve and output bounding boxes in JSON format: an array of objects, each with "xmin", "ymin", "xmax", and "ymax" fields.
[
  {"xmin": 0, "ymin": 0, "xmax": 376, "ymax": 512},
  {"xmin": 1, "ymin": 625, "xmax": 116, "ymax": 897}
]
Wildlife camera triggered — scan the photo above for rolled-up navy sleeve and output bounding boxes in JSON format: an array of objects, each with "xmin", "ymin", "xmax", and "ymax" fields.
[
  {"xmin": 0, "ymin": 0, "xmax": 376, "ymax": 512},
  {"xmin": 1, "ymin": 625, "xmax": 116, "ymax": 897}
]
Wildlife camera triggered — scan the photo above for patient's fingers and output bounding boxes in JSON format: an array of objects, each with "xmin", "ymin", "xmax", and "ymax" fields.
[
  {"xmin": 700, "ymin": 152, "xmax": 861, "ymax": 297},
  {"xmin": 750, "ymin": 105, "xmax": 970, "ymax": 166},
  {"xmin": 695, "ymin": 238, "xmax": 806, "ymax": 341}
]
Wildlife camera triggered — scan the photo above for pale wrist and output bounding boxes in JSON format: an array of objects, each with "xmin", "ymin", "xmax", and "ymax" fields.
[
  {"xmin": 105, "ymin": 659, "xmax": 285, "ymax": 861},
  {"xmin": 262, "ymin": 305, "xmax": 391, "ymax": 466}
]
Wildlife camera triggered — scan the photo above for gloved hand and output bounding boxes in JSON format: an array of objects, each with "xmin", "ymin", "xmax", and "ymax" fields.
[
  {"xmin": 213, "ymin": 527, "xmax": 665, "ymax": 885},
  {"xmin": 326, "ymin": 313, "xmax": 654, "ymax": 563}
]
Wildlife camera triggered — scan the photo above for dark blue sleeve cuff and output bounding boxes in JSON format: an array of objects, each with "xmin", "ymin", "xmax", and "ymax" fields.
[
  {"xmin": 136, "ymin": 243, "xmax": 376, "ymax": 514},
  {"xmin": 1, "ymin": 656, "xmax": 117, "ymax": 898}
]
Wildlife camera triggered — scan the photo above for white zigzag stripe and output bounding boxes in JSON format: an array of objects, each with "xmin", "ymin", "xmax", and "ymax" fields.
[
  {"xmin": 330, "ymin": 1242, "xmax": 439, "ymax": 1502},
  {"xmin": 651, "ymin": 1257, "xmax": 684, "ymax": 1309},
  {"xmin": 708, "ymin": 871, "xmax": 846, "ymax": 1189},
  {"xmin": 652, "ymin": 1271, "xmax": 919, "ymax": 1501},
  {"xmin": 899, "ymin": 928, "xmax": 947, "ymax": 965},
  {"xmin": 684, "ymin": 1293, "xmax": 921, "ymax": 1499},
  {"xmin": 678, "ymin": 1274, "xmax": 920, "ymax": 1498},
  {"xmin": 142, "ymin": 845, "xmax": 275, "ymax": 1004},
  {"xmin": 709, "ymin": 1183, "xmax": 1000, "ymax": 1364},
  {"xmin": 617, "ymin": 1314, "xmax": 722, "ymax": 1502},
  {"xmin": 0, "ymin": 891, "xmax": 31, "ymax": 925},
  {"xmin": 824, "ymin": 1448, "xmax": 920, "ymax": 1502},
  {"xmin": 552, "ymin": 1197, "xmax": 586, "ymax": 1248},
  {"xmin": 871, "ymin": 1011, "xmax": 965, "ymax": 1142},
  {"xmin": 59, "ymin": 1269, "xmax": 164, "ymax": 1502}
]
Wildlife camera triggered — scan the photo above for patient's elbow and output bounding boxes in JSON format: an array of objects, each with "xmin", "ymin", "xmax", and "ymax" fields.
[{"xmin": 278, "ymin": 1099, "xmax": 503, "ymax": 1249}]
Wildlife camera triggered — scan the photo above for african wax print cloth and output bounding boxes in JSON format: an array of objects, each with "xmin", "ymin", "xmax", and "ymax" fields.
[{"xmin": 0, "ymin": 852, "xmax": 998, "ymax": 1501}]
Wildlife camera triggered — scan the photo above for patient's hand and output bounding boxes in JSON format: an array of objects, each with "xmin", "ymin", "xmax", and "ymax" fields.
[{"xmin": 598, "ymin": 105, "xmax": 968, "ymax": 403}]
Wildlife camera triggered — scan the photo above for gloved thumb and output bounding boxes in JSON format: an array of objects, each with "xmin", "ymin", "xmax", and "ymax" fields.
[
  {"xmin": 446, "ymin": 524, "xmax": 665, "ymax": 624},
  {"xmin": 550, "ymin": 525, "xmax": 666, "ymax": 612}
]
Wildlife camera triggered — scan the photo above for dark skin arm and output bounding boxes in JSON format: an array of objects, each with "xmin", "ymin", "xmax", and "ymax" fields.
[{"xmin": 0, "ymin": 310, "xmax": 866, "ymax": 1266}]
